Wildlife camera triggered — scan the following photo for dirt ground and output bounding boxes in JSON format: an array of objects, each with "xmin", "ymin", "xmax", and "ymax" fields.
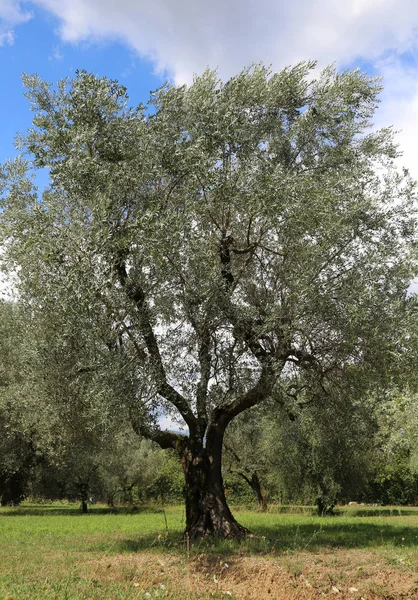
[{"xmin": 88, "ymin": 548, "xmax": 418, "ymax": 599}]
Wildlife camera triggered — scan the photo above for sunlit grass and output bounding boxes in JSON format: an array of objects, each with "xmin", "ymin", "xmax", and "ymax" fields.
[{"xmin": 1, "ymin": 502, "xmax": 418, "ymax": 599}]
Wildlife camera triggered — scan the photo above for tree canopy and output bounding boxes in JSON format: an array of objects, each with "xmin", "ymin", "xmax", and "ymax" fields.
[{"xmin": 0, "ymin": 63, "xmax": 416, "ymax": 537}]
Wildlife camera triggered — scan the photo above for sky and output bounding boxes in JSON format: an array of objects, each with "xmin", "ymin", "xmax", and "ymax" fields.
[{"xmin": 1, "ymin": 0, "xmax": 418, "ymax": 180}]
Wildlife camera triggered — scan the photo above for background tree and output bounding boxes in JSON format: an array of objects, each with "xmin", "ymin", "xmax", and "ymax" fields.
[
  {"xmin": 0, "ymin": 300, "xmax": 46, "ymax": 505},
  {"xmin": 1, "ymin": 64, "xmax": 416, "ymax": 537},
  {"xmin": 367, "ymin": 388, "xmax": 418, "ymax": 505},
  {"xmin": 262, "ymin": 383, "xmax": 378, "ymax": 514},
  {"xmin": 28, "ymin": 307, "xmax": 137, "ymax": 512},
  {"xmin": 92, "ymin": 434, "xmax": 179, "ymax": 507},
  {"xmin": 223, "ymin": 408, "xmax": 270, "ymax": 510}
]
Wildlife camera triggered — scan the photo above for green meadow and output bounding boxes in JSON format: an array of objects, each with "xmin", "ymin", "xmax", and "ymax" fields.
[{"xmin": 1, "ymin": 503, "xmax": 418, "ymax": 599}]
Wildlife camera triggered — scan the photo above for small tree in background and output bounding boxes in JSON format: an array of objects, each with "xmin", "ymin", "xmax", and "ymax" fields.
[
  {"xmin": 262, "ymin": 388, "xmax": 378, "ymax": 514},
  {"xmin": 0, "ymin": 301, "xmax": 44, "ymax": 505},
  {"xmin": 223, "ymin": 409, "xmax": 270, "ymax": 510}
]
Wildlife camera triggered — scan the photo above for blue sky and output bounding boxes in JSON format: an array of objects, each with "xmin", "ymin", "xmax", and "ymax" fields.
[
  {"xmin": 0, "ymin": 4, "xmax": 164, "ymax": 167},
  {"xmin": 2, "ymin": 1, "xmax": 418, "ymax": 179}
]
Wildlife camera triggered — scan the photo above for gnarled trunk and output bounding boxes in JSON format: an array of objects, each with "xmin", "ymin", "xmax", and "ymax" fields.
[{"xmin": 179, "ymin": 427, "xmax": 248, "ymax": 539}]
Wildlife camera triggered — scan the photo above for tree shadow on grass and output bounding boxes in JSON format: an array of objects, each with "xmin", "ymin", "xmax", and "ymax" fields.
[
  {"xmin": 116, "ymin": 520, "xmax": 418, "ymax": 557},
  {"xmin": 0, "ymin": 504, "xmax": 165, "ymax": 517},
  {"xmin": 2, "ymin": 504, "xmax": 418, "ymax": 557}
]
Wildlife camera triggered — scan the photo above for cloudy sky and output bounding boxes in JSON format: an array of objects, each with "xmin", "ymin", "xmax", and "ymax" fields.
[{"xmin": 1, "ymin": 0, "xmax": 418, "ymax": 179}]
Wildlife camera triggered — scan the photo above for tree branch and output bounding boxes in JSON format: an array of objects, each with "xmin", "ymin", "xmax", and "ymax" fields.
[
  {"xmin": 196, "ymin": 324, "xmax": 210, "ymax": 430},
  {"xmin": 116, "ymin": 258, "xmax": 198, "ymax": 434},
  {"xmin": 214, "ymin": 362, "xmax": 279, "ymax": 430},
  {"xmin": 218, "ymin": 234, "xmax": 273, "ymax": 362},
  {"xmin": 129, "ymin": 409, "xmax": 186, "ymax": 450}
]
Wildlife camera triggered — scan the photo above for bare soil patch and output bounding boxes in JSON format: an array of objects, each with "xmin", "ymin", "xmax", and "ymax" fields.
[{"xmin": 86, "ymin": 548, "xmax": 418, "ymax": 599}]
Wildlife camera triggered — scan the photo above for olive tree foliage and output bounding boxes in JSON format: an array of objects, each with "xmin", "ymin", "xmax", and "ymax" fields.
[
  {"xmin": 30, "ymin": 307, "xmax": 139, "ymax": 511},
  {"xmin": 366, "ymin": 388, "xmax": 418, "ymax": 504},
  {"xmin": 262, "ymin": 385, "xmax": 378, "ymax": 513},
  {"xmin": 0, "ymin": 300, "xmax": 55, "ymax": 504},
  {"xmin": 0, "ymin": 63, "xmax": 416, "ymax": 537},
  {"xmin": 224, "ymin": 372, "xmax": 379, "ymax": 514},
  {"xmin": 91, "ymin": 433, "xmax": 171, "ymax": 507},
  {"xmin": 223, "ymin": 408, "xmax": 271, "ymax": 509}
]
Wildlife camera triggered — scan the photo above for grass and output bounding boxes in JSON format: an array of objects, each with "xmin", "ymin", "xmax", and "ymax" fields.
[{"xmin": 1, "ymin": 502, "xmax": 418, "ymax": 599}]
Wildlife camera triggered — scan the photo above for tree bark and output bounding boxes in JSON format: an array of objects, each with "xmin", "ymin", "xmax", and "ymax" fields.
[
  {"xmin": 178, "ymin": 428, "xmax": 249, "ymax": 539},
  {"xmin": 77, "ymin": 482, "xmax": 89, "ymax": 514},
  {"xmin": 316, "ymin": 494, "xmax": 335, "ymax": 516},
  {"xmin": 0, "ymin": 472, "xmax": 25, "ymax": 506},
  {"xmin": 249, "ymin": 471, "xmax": 268, "ymax": 511}
]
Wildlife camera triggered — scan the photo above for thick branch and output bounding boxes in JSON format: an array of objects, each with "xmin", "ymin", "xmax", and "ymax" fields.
[
  {"xmin": 129, "ymin": 409, "xmax": 186, "ymax": 450},
  {"xmin": 196, "ymin": 324, "xmax": 210, "ymax": 429},
  {"xmin": 116, "ymin": 259, "xmax": 198, "ymax": 433},
  {"xmin": 220, "ymin": 234, "xmax": 234, "ymax": 288},
  {"xmin": 214, "ymin": 362, "xmax": 280, "ymax": 430},
  {"xmin": 287, "ymin": 347, "xmax": 320, "ymax": 370},
  {"xmin": 218, "ymin": 235, "xmax": 272, "ymax": 361},
  {"xmin": 120, "ymin": 322, "xmax": 147, "ymax": 361}
]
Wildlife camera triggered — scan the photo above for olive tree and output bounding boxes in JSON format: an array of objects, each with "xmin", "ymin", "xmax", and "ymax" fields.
[
  {"xmin": 0, "ymin": 63, "xmax": 416, "ymax": 537},
  {"xmin": 223, "ymin": 408, "xmax": 270, "ymax": 510},
  {"xmin": 264, "ymin": 386, "xmax": 378, "ymax": 513},
  {"xmin": 0, "ymin": 300, "xmax": 47, "ymax": 505}
]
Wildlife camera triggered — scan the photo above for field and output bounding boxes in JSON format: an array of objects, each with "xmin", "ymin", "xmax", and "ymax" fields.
[{"xmin": 0, "ymin": 503, "xmax": 418, "ymax": 599}]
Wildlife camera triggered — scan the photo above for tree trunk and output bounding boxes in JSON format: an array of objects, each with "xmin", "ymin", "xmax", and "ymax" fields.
[
  {"xmin": 250, "ymin": 471, "xmax": 268, "ymax": 511},
  {"xmin": 77, "ymin": 482, "xmax": 89, "ymax": 514},
  {"xmin": 235, "ymin": 470, "xmax": 268, "ymax": 510},
  {"xmin": 0, "ymin": 472, "xmax": 25, "ymax": 506},
  {"xmin": 178, "ymin": 429, "xmax": 249, "ymax": 539},
  {"xmin": 316, "ymin": 495, "xmax": 335, "ymax": 516}
]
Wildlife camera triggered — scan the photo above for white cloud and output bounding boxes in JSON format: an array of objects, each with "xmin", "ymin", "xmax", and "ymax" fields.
[
  {"xmin": 23, "ymin": 0, "xmax": 418, "ymax": 82},
  {"xmin": 0, "ymin": 30, "xmax": 14, "ymax": 45},
  {"xmin": 48, "ymin": 44, "xmax": 63, "ymax": 60},
  {"xmin": 0, "ymin": 0, "xmax": 32, "ymax": 44},
  {"xmin": 0, "ymin": 0, "xmax": 31, "ymax": 24},
  {"xmin": 158, "ymin": 414, "xmax": 186, "ymax": 433},
  {"xmin": 372, "ymin": 53, "xmax": 418, "ymax": 177}
]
